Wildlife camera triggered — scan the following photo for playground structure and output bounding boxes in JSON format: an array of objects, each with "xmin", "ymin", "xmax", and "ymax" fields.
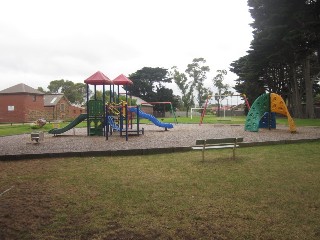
[
  {"xmin": 105, "ymin": 101, "xmax": 144, "ymax": 141},
  {"xmin": 241, "ymin": 94, "xmax": 250, "ymax": 110},
  {"xmin": 199, "ymin": 95, "xmax": 211, "ymax": 125},
  {"xmin": 48, "ymin": 71, "xmax": 174, "ymax": 140},
  {"xmin": 190, "ymin": 108, "xmax": 205, "ymax": 119},
  {"xmin": 198, "ymin": 94, "xmax": 246, "ymax": 125},
  {"xmin": 141, "ymin": 102, "xmax": 178, "ymax": 125},
  {"xmin": 245, "ymin": 93, "xmax": 297, "ymax": 133}
]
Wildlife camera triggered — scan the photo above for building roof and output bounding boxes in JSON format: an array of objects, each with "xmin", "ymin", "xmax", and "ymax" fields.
[
  {"xmin": 0, "ymin": 83, "xmax": 44, "ymax": 95},
  {"xmin": 113, "ymin": 74, "xmax": 133, "ymax": 85},
  {"xmin": 84, "ymin": 71, "xmax": 113, "ymax": 85},
  {"xmin": 44, "ymin": 94, "xmax": 65, "ymax": 106},
  {"xmin": 130, "ymin": 96, "xmax": 152, "ymax": 106}
]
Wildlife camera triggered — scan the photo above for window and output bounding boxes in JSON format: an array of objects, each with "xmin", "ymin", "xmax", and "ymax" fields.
[
  {"xmin": 60, "ymin": 104, "xmax": 65, "ymax": 112},
  {"xmin": 33, "ymin": 95, "xmax": 36, "ymax": 102}
]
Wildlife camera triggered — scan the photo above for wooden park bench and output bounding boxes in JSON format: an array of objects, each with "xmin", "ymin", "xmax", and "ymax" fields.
[{"xmin": 192, "ymin": 137, "xmax": 244, "ymax": 161}]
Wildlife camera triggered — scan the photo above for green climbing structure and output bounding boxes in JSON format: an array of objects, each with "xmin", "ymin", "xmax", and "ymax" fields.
[
  {"xmin": 245, "ymin": 93, "xmax": 270, "ymax": 132},
  {"xmin": 88, "ymin": 100, "xmax": 104, "ymax": 136}
]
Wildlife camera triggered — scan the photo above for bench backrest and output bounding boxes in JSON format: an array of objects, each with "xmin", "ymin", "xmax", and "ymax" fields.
[{"xmin": 195, "ymin": 137, "xmax": 244, "ymax": 145}]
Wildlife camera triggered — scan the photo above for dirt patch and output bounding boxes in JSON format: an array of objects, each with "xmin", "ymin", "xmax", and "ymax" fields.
[{"xmin": 0, "ymin": 181, "xmax": 54, "ymax": 239}]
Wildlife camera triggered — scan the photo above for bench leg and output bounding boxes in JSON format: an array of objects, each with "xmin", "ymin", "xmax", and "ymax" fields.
[
  {"xmin": 202, "ymin": 145, "xmax": 205, "ymax": 161},
  {"xmin": 233, "ymin": 146, "xmax": 235, "ymax": 160},
  {"xmin": 202, "ymin": 141, "xmax": 206, "ymax": 161},
  {"xmin": 233, "ymin": 140, "xmax": 237, "ymax": 160}
]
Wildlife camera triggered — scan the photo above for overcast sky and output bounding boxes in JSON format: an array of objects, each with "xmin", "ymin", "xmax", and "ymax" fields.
[{"xmin": 0, "ymin": 0, "xmax": 253, "ymax": 95}]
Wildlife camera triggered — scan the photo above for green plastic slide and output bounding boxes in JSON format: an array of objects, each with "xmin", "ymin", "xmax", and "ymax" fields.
[{"xmin": 48, "ymin": 114, "xmax": 87, "ymax": 135}]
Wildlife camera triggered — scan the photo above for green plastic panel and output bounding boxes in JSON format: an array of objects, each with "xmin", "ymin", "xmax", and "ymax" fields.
[
  {"xmin": 245, "ymin": 93, "xmax": 270, "ymax": 132},
  {"xmin": 88, "ymin": 100, "xmax": 104, "ymax": 116}
]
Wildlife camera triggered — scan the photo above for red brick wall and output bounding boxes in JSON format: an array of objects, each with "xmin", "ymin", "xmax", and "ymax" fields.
[
  {"xmin": 0, "ymin": 95, "xmax": 25, "ymax": 122},
  {"xmin": 0, "ymin": 93, "xmax": 86, "ymax": 123},
  {"xmin": 56, "ymin": 97, "xmax": 69, "ymax": 120},
  {"xmin": 69, "ymin": 105, "xmax": 85, "ymax": 119},
  {"xmin": 44, "ymin": 106, "xmax": 55, "ymax": 121},
  {"xmin": 54, "ymin": 97, "xmax": 84, "ymax": 120},
  {"xmin": 43, "ymin": 97, "xmax": 85, "ymax": 121},
  {"xmin": 0, "ymin": 94, "xmax": 46, "ymax": 123},
  {"xmin": 25, "ymin": 95, "xmax": 46, "ymax": 122}
]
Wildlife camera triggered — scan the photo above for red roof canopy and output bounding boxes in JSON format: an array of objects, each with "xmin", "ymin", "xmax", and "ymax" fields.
[
  {"xmin": 84, "ymin": 71, "xmax": 113, "ymax": 85},
  {"xmin": 113, "ymin": 74, "xmax": 133, "ymax": 85}
]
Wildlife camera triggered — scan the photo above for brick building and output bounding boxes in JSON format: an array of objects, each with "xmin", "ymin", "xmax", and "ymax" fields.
[
  {"xmin": 130, "ymin": 96, "xmax": 153, "ymax": 114},
  {"xmin": 44, "ymin": 94, "xmax": 84, "ymax": 121},
  {"xmin": 0, "ymin": 83, "xmax": 84, "ymax": 123}
]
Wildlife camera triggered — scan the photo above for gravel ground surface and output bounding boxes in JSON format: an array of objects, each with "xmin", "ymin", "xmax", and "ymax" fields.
[{"xmin": 1, "ymin": 124, "xmax": 320, "ymax": 158}]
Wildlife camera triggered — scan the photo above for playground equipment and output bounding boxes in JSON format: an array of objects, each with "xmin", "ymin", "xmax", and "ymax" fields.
[
  {"xmin": 88, "ymin": 99, "xmax": 105, "ymax": 136},
  {"xmin": 245, "ymin": 93, "xmax": 296, "ymax": 133},
  {"xmin": 48, "ymin": 71, "xmax": 174, "ymax": 140},
  {"xmin": 259, "ymin": 112, "xmax": 276, "ymax": 129},
  {"xmin": 190, "ymin": 108, "xmax": 205, "ymax": 119},
  {"xmin": 113, "ymin": 74, "xmax": 133, "ymax": 103},
  {"xmin": 128, "ymin": 107, "xmax": 173, "ymax": 130},
  {"xmin": 141, "ymin": 102, "xmax": 178, "ymax": 124},
  {"xmin": 106, "ymin": 101, "xmax": 128, "ymax": 140},
  {"xmin": 84, "ymin": 71, "xmax": 112, "ymax": 137},
  {"xmin": 241, "ymin": 94, "xmax": 250, "ymax": 110},
  {"xmin": 30, "ymin": 131, "xmax": 44, "ymax": 143},
  {"xmin": 105, "ymin": 101, "xmax": 144, "ymax": 140},
  {"xmin": 48, "ymin": 113, "xmax": 87, "ymax": 135},
  {"xmin": 199, "ymin": 95, "xmax": 212, "ymax": 125},
  {"xmin": 199, "ymin": 94, "xmax": 244, "ymax": 125}
]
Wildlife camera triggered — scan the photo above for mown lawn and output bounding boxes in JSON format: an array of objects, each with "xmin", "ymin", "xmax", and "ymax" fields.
[
  {"xmin": 1, "ymin": 141, "xmax": 319, "ymax": 239},
  {"xmin": 1, "ymin": 115, "xmax": 319, "ymax": 136}
]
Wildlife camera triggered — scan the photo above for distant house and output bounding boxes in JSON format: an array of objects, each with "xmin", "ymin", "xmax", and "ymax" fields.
[
  {"xmin": 44, "ymin": 94, "xmax": 84, "ymax": 120},
  {"xmin": 130, "ymin": 95, "xmax": 153, "ymax": 114},
  {"xmin": 0, "ymin": 83, "xmax": 85, "ymax": 123},
  {"xmin": 0, "ymin": 83, "xmax": 45, "ymax": 123}
]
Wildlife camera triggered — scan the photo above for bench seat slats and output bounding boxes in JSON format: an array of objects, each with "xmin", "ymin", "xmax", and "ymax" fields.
[
  {"xmin": 193, "ymin": 137, "xmax": 243, "ymax": 161},
  {"xmin": 192, "ymin": 144, "xmax": 239, "ymax": 150},
  {"xmin": 195, "ymin": 138, "xmax": 243, "ymax": 145}
]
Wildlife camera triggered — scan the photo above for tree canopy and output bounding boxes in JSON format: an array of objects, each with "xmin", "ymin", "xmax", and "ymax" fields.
[
  {"xmin": 230, "ymin": 0, "xmax": 320, "ymax": 118},
  {"xmin": 212, "ymin": 70, "xmax": 232, "ymax": 116},
  {"xmin": 45, "ymin": 79, "xmax": 86, "ymax": 105},
  {"xmin": 125, "ymin": 67, "xmax": 178, "ymax": 111},
  {"xmin": 186, "ymin": 58, "xmax": 211, "ymax": 107},
  {"xmin": 170, "ymin": 66, "xmax": 194, "ymax": 116},
  {"xmin": 170, "ymin": 58, "xmax": 212, "ymax": 116}
]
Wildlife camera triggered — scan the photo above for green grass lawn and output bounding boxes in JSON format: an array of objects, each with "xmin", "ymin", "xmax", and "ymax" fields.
[
  {"xmin": 0, "ymin": 115, "xmax": 319, "ymax": 137},
  {"xmin": 1, "ymin": 142, "xmax": 320, "ymax": 239},
  {"xmin": 169, "ymin": 115, "xmax": 320, "ymax": 126}
]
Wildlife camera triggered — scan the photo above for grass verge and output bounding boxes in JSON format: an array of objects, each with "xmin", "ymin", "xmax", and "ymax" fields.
[
  {"xmin": 2, "ymin": 116, "xmax": 319, "ymax": 137},
  {"xmin": 1, "ymin": 141, "xmax": 319, "ymax": 239}
]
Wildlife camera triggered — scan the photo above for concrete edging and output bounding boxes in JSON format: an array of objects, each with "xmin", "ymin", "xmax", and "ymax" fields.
[{"xmin": 0, "ymin": 138, "xmax": 319, "ymax": 161}]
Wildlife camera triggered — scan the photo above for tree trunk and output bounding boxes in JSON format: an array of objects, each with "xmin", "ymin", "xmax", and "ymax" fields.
[
  {"xmin": 290, "ymin": 63, "xmax": 303, "ymax": 118},
  {"xmin": 303, "ymin": 55, "xmax": 315, "ymax": 118}
]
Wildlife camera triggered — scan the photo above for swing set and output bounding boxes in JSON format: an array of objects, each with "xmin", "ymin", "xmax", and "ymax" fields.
[
  {"xmin": 198, "ymin": 94, "xmax": 249, "ymax": 125},
  {"xmin": 141, "ymin": 102, "xmax": 178, "ymax": 124}
]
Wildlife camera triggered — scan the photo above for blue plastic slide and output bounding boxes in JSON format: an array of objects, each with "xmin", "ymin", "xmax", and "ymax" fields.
[
  {"xmin": 107, "ymin": 116, "xmax": 121, "ymax": 131},
  {"xmin": 128, "ymin": 108, "xmax": 173, "ymax": 129}
]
